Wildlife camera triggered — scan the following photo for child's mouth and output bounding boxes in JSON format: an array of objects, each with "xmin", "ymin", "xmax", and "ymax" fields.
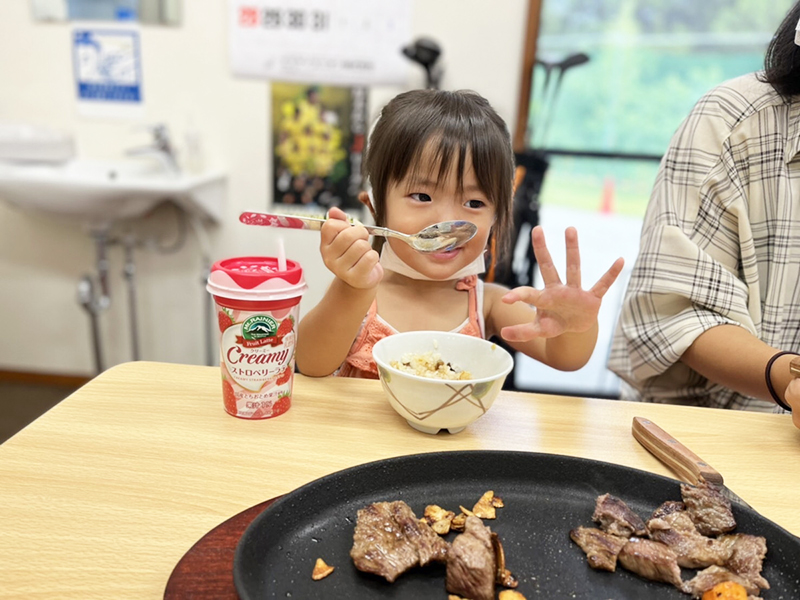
[{"xmin": 430, "ymin": 247, "xmax": 461, "ymax": 260}]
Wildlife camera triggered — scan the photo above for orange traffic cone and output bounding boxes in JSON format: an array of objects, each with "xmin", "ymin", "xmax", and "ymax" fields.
[{"xmin": 600, "ymin": 177, "xmax": 615, "ymax": 214}]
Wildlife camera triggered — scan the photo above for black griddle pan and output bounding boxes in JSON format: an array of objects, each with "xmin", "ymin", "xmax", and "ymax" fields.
[{"xmin": 234, "ymin": 450, "xmax": 800, "ymax": 599}]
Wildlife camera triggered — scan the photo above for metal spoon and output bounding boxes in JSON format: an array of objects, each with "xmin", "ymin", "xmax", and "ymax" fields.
[{"xmin": 239, "ymin": 211, "xmax": 478, "ymax": 253}]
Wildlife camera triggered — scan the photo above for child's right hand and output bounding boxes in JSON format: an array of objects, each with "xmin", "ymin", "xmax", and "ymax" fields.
[{"xmin": 320, "ymin": 206, "xmax": 383, "ymax": 289}]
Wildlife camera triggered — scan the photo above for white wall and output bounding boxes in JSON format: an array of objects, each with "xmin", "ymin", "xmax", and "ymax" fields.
[{"xmin": 0, "ymin": 0, "xmax": 527, "ymax": 376}]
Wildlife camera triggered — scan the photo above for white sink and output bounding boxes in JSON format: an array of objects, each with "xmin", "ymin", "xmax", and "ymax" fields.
[{"xmin": 0, "ymin": 158, "xmax": 225, "ymax": 224}]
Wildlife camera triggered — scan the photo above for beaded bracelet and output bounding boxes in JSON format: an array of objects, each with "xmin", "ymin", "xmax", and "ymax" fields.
[{"xmin": 765, "ymin": 350, "xmax": 795, "ymax": 412}]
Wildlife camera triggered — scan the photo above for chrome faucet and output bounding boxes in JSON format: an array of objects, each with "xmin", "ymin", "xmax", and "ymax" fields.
[{"xmin": 126, "ymin": 124, "xmax": 180, "ymax": 174}]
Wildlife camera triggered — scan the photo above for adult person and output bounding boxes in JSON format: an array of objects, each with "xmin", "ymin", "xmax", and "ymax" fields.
[{"xmin": 609, "ymin": 3, "xmax": 800, "ymax": 429}]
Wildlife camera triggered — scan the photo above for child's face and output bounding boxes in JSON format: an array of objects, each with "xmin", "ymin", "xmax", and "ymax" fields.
[{"xmin": 384, "ymin": 149, "xmax": 495, "ymax": 280}]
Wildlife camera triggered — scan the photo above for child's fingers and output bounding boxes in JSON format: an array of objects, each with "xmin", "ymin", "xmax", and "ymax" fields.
[
  {"xmin": 500, "ymin": 322, "xmax": 543, "ymax": 342},
  {"xmin": 327, "ymin": 206, "xmax": 350, "ymax": 221},
  {"xmin": 336, "ymin": 238, "xmax": 374, "ymax": 270},
  {"xmin": 564, "ymin": 227, "xmax": 581, "ymax": 288},
  {"xmin": 501, "ymin": 321, "xmax": 562, "ymax": 342},
  {"xmin": 329, "ymin": 240, "xmax": 381, "ymax": 288},
  {"xmin": 321, "ymin": 218, "xmax": 368, "ymax": 253},
  {"xmin": 351, "ymin": 251, "xmax": 383, "ymax": 288},
  {"xmin": 321, "ymin": 228, "xmax": 369, "ymax": 272},
  {"xmin": 321, "ymin": 206, "xmax": 357, "ymax": 246},
  {"xmin": 532, "ymin": 226, "xmax": 562, "ymax": 286},
  {"xmin": 502, "ymin": 286, "xmax": 542, "ymax": 306},
  {"xmin": 320, "ymin": 216, "xmax": 353, "ymax": 247},
  {"xmin": 589, "ymin": 257, "xmax": 625, "ymax": 299},
  {"xmin": 332, "ymin": 239, "xmax": 381, "ymax": 288}
]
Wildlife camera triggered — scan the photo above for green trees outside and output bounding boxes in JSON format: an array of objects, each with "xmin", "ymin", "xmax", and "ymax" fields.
[
  {"xmin": 531, "ymin": 0, "xmax": 792, "ymax": 155},
  {"xmin": 529, "ymin": 0, "xmax": 793, "ymax": 214}
]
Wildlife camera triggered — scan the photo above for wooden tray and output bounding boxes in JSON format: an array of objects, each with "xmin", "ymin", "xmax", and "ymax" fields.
[{"xmin": 163, "ymin": 498, "xmax": 279, "ymax": 599}]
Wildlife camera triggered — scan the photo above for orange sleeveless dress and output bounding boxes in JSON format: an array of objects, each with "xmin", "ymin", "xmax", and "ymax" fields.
[{"xmin": 336, "ymin": 276, "xmax": 485, "ymax": 379}]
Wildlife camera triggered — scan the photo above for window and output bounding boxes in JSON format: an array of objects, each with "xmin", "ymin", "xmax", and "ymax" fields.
[
  {"xmin": 531, "ymin": 0, "xmax": 792, "ymax": 162},
  {"xmin": 526, "ymin": 0, "xmax": 793, "ymax": 217},
  {"xmin": 510, "ymin": 1, "xmax": 793, "ymax": 396}
]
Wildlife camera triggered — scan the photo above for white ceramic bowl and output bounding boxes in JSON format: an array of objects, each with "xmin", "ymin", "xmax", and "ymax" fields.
[{"xmin": 372, "ymin": 331, "xmax": 514, "ymax": 434}]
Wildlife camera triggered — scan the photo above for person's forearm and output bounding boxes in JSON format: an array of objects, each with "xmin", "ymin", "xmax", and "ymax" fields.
[
  {"xmin": 680, "ymin": 324, "xmax": 795, "ymax": 405},
  {"xmin": 542, "ymin": 321, "xmax": 599, "ymax": 371},
  {"xmin": 295, "ymin": 278, "xmax": 377, "ymax": 377},
  {"xmin": 785, "ymin": 380, "xmax": 800, "ymax": 427}
]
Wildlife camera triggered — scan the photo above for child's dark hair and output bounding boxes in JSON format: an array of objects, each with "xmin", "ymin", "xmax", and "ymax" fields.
[
  {"xmin": 362, "ymin": 89, "xmax": 515, "ymax": 259},
  {"xmin": 760, "ymin": 1, "xmax": 800, "ymax": 97}
]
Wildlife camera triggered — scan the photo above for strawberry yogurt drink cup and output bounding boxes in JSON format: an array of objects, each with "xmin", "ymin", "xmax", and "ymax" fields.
[{"xmin": 206, "ymin": 256, "xmax": 307, "ymax": 419}]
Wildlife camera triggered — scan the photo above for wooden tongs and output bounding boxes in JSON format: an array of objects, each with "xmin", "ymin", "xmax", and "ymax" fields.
[
  {"xmin": 789, "ymin": 356, "xmax": 800, "ymax": 379},
  {"xmin": 631, "ymin": 417, "xmax": 750, "ymax": 508}
]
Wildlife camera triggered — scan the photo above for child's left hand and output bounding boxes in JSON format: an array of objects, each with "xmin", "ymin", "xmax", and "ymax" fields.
[{"xmin": 501, "ymin": 226, "xmax": 624, "ymax": 341}]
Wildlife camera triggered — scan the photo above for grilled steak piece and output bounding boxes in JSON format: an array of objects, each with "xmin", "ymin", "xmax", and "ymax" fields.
[
  {"xmin": 681, "ymin": 480, "xmax": 736, "ymax": 536},
  {"xmin": 446, "ymin": 516, "xmax": 496, "ymax": 600},
  {"xmin": 617, "ymin": 538, "xmax": 683, "ymax": 588},
  {"xmin": 592, "ymin": 493, "xmax": 647, "ymax": 537},
  {"xmin": 646, "ymin": 508, "xmax": 731, "ymax": 568},
  {"xmin": 681, "ymin": 565, "xmax": 763, "ymax": 597},
  {"xmin": 650, "ymin": 500, "xmax": 686, "ymax": 520},
  {"xmin": 719, "ymin": 534, "xmax": 770, "ymax": 591},
  {"xmin": 569, "ymin": 526, "xmax": 628, "ymax": 572},
  {"xmin": 350, "ymin": 501, "xmax": 449, "ymax": 582}
]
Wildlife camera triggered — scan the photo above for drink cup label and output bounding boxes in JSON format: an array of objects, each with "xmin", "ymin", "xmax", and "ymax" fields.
[
  {"xmin": 223, "ymin": 314, "xmax": 294, "ymax": 391},
  {"xmin": 216, "ymin": 303, "xmax": 299, "ymax": 419}
]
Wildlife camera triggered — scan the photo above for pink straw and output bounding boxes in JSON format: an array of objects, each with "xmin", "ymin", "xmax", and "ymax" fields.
[{"xmin": 277, "ymin": 237, "xmax": 287, "ymax": 271}]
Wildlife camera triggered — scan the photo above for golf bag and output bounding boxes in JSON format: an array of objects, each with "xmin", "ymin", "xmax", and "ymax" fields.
[
  {"xmin": 488, "ymin": 150, "xmax": 548, "ymax": 291},
  {"xmin": 485, "ymin": 150, "xmax": 548, "ymax": 391}
]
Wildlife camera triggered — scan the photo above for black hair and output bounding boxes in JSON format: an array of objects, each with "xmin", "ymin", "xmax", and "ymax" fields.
[
  {"xmin": 760, "ymin": 2, "xmax": 800, "ymax": 97},
  {"xmin": 362, "ymin": 89, "xmax": 515, "ymax": 258}
]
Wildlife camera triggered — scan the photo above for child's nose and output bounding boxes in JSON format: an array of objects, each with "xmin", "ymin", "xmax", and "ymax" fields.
[{"xmin": 432, "ymin": 203, "xmax": 461, "ymax": 223}]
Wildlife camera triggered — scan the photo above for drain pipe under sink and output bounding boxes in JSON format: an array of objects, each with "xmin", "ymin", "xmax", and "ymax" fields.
[
  {"xmin": 77, "ymin": 229, "xmax": 113, "ymax": 374},
  {"xmin": 77, "ymin": 275, "xmax": 104, "ymax": 374},
  {"xmin": 187, "ymin": 212, "xmax": 214, "ymax": 366},
  {"xmin": 122, "ymin": 235, "xmax": 141, "ymax": 362}
]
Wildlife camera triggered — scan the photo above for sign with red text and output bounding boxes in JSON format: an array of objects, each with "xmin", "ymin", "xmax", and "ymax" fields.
[{"xmin": 229, "ymin": 0, "xmax": 411, "ymax": 85}]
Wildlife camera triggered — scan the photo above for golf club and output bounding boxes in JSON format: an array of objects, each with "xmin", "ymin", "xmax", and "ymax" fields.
[
  {"xmin": 530, "ymin": 56, "xmax": 558, "ymax": 146},
  {"xmin": 536, "ymin": 52, "xmax": 591, "ymax": 148},
  {"xmin": 402, "ymin": 37, "xmax": 443, "ymax": 90}
]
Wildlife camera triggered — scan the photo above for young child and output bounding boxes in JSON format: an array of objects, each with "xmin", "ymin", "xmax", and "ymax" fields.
[{"xmin": 296, "ymin": 89, "xmax": 624, "ymax": 378}]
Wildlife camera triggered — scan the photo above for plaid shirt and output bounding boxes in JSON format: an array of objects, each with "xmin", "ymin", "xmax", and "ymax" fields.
[{"xmin": 609, "ymin": 73, "xmax": 800, "ymax": 412}]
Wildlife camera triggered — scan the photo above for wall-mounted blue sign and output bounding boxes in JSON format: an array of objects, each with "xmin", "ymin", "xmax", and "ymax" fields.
[{"xmin": 72, "ymin": 27, "xmax": 143, "ymax": 116}]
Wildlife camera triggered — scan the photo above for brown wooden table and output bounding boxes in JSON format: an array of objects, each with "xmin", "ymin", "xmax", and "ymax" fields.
[{"xmin": 0, "ymin": 361, "xmax": 797, "ymax": 598}]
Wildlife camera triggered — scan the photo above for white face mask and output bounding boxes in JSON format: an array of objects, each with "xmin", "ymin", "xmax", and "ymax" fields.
[
  {"xmin": 379, "ymin": 240, "xmax": 485, "ymax": 281},
  {"xmin": 795, "ymin": 17, "xmax": 800, "ymax": 45}
]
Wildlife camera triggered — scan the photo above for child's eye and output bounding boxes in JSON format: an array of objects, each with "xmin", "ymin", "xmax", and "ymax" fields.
[
  {"xmin": 466, "ymin": 199, "xmax": 486, "ymax": 209},
  {"xmin": 410, "ymin": 193, "xmax": 432, "ymax": 202}
]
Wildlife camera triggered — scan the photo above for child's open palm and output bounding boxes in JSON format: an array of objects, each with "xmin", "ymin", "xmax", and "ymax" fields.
[{"xmin": 501, "ymin": 226, "xmax": 624, "ymax": 341}]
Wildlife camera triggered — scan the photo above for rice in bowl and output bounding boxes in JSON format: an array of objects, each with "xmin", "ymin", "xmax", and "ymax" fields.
[{"xmin": 390, "ymin": 351, "xmax": 472, "ymax": 380}]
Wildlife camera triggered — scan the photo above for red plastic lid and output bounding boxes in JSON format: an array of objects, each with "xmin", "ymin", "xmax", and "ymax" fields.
[{"xmin": 210, "ymin": 256, "xmax": 303, "ymax": 290}]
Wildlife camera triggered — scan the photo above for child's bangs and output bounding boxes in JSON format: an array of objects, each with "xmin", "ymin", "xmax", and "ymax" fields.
[{"xmin": 402, "ymin": 132, "xmax": 476, "ymax": 197}]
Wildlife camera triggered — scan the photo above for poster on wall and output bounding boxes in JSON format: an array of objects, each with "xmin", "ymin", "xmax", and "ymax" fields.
[
  {"xmin": 72, "ymin": 25, "xmax": 144, "ymax": 118},
  {"xmin": 272, "ymin": 83, "xmax": 367, "ymax": 215},
  {"xmin": 229, "ymin": 0, "xmax": 411, "ymax": 86}
]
